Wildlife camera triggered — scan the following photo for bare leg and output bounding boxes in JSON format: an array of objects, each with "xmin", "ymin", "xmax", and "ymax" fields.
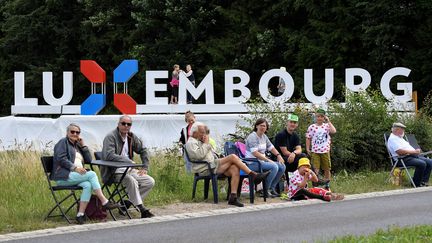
[
  {"xmin": 217, "ymin": 154, "xmax": 252, "ymax": 174},
  {"xmin": 324, "ymin": 170, "xmax": 331, "ymax": 181},
  {"xmin": 223, "ymin": 165, "xmax": 240, "ymax": 193},
  {"xmin": 94, "ymin": 188, "xmax": 108, "ymax": 204},
  {"xmin": 78, "ymin": 201, "xmax": 89, "ymax": 214}
]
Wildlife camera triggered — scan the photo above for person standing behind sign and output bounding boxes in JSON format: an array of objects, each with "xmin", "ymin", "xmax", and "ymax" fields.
[
  {"xmin": 277, "ymin": 67, "xmax": 286, "ymax": 96},
  {"xmin": 170, "ymin": 64, "xmax": 180, "ymax": 104},
  {"xmin": 185, "ymin": 64, "xmax": 195, "ymax": 104},
  {"xmin": 306, "ymin": 108, "xmax": 336, "ymax": 187},
  {"xmin": 179, "ymin": 110, "xmax": 196, "ymax": 145}
]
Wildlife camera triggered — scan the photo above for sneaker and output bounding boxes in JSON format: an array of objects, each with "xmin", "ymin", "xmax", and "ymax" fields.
[
  {"xmin": 252, "ymin": 171, "xmax": 271, "ymax": 185},
  {"xmin": 420, "ymin": 182, "xmax": 429, "ymax": 187},
  {"xmin": 266, "ymin": 190, "xmax": 277, "ymax": 198},
  {"xmin": 76, "ymin": 215, "xmax": 85, "ymax": 225},
  {"xmin": 118, "ymin": 200, "xmax": 133, "ymax": 216},
  {"xmin": 269, "ymin": 189, "xmax": 280, "ymax": 197},
  {"xmin": 228, "ymin": 195, "xmax": 244, "ymax": 207},
  {"xmin": 141, "ymin": 209, "xmax": 155, "ymax": 218},
  {"xmin": 102, "ymin": 201, "xmax": 120, "ymax": 210}
]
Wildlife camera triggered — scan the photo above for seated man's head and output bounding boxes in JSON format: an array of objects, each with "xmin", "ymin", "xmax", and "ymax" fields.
[
  {"xmin": 297, "ymin": 158, "xmax": 311, "ymax": 175},
  {"xmin": 392, "ymin": 122, "xmax": 406, "ymax": 137},
  {"xmin": 185, "ymin": 111, "xmax": 195, "ymax": 125},
  {"xmin": 190, "ymin": 122, "xmax": 206, "ymax": 141},
  {"xmin": 118, "ymin": 115, "xmax": 133, "ymax": 135},
  {"xmin": 286, "ymin": 114, "xmax": 299, "ymax": 132}
]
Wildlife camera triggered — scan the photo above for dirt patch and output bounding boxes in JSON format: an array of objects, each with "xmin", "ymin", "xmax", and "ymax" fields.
[{"xmin": 151, "ymin": 196, "xmax": 285, "ymax": 216}]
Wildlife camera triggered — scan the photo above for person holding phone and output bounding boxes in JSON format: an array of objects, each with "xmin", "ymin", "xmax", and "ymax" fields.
[
  {"xmin": 306, "ymin": 108, "xmax": 336, "ymax": 187},
  {"xmin": 52, "ymin": 123, "xmax": 119, "ymax": 224}
]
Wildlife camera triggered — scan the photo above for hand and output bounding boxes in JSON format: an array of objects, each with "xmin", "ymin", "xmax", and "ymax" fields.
[
  {"xmin": 288, "ymin": 152, "xmax": 296, "ymax": 163},
  {"xmin": 78, "ymin": 138, "xmax": 85, "ymax": 147},
  {"xmin": 415, "ymin": 149, "xmax": 421, "ymax": 155},
  {"xmin": 304, "ymin": 173, "xmax": 309, "ymax": 181},
  {"xmin": 202, "ymin": 135, "xmax": 209, "ymax": 144},
  {"xmin": 138, "ymin": 169, "xmax": 148, "ymax": 176},
  {"xmin": 75, "ymin": 167, "xmax": 87, "ymax": 175},
  {"xmin": 277, "ymin": 155, "xmax": 284, "ymax": 164}
]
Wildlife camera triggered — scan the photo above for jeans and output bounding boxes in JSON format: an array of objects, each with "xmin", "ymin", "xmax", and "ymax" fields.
[
  {"xmin": 399, "ymin": 155, "xmax": 432, "ymax": 186},
  {"xmin": 249, "ymin": 160, "xmax": 286, "ymax": 191},
  {"xmin": 56, "ymin": 171, "xmax": 101, "ymax": 202}
]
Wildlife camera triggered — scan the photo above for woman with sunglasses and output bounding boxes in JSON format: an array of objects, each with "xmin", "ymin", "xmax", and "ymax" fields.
[{"xmin": 51, "ymin": 123, "xmax": 119, "ymax": 224}]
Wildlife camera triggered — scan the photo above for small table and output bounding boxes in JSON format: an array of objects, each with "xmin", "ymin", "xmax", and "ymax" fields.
[{"xmin": 91, "ymin": 160, "xmax": 145, "ymax": 220}]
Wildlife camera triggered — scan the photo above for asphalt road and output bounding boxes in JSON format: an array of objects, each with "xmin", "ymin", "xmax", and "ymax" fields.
[{"xmin": 9, "ymin": 190, "xmax": 432, "ymax": 243}]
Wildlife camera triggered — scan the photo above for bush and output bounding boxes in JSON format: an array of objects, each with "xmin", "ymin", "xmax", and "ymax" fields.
[
  {"xmin": 235, "ymin": 90, "xmax": 432, "ymax": 172},
  {"xmin": 329, "ymin": 90, "xmax": 399, "ymax": 171},
  {"xmin": 235, "ymin": 98, "xmax": 312, "ymax": 141}
]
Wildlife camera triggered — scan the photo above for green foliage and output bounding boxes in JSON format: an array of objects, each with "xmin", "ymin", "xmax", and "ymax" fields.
[
  {"xmin": 329, "ymin": 225, "xmax": 432, "ymax": 242},
  {"xmin": 0, "ymin": 149, "xmax": 428, "ymax": 233},
  {"xmin": 235, "ymin": 91, "xmax": 432, "ymax": 172},
  {"xmin": 1, "ymin": 1, "xmax": 432, "ymax": 114},
  {"xmin": 329, "ymin": 90, "xmax": 398, "ymax": 171},
  {"xmin": 235, "ymin": 98, "xmax": 311, "ymax": 141},
  {"xmin": 148, "ymin": 147, "xmax": 194, "ymax": 204}
]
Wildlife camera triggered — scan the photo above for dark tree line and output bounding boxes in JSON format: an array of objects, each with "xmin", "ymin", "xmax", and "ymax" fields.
[{"xmin": 1, "ymin": 0, "xmax": 431, "ymax": 115}]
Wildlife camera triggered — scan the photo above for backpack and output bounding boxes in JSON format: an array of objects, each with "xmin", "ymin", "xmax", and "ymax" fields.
[{"xmin": 84, "ymin": 195, "xmax": 107, "ymax": 220}]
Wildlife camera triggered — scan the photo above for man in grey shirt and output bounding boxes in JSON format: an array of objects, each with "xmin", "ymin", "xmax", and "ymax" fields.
[{"xmin": 101, "ymin": 115, "xmax": 155, "ymax": 218}]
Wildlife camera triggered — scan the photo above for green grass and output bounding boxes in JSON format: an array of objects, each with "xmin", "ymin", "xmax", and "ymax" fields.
[
  {"xmin": 0, "ymin": 150, "xmax": 422, "ymax": 234},
  {"xmin": 328, "ymin": 225, "xmax": 432, "ymax": 242}
]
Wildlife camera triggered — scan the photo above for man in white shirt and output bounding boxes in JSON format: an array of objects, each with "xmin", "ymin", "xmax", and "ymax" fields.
[{"xmin": 387, "ymin": 122, "xmax": 432, "ymax": 187}]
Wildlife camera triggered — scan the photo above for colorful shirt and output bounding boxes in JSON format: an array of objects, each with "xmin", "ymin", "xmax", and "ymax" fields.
[
  {"xmin": 288, "ymin": 170, "xmax": 312, "ymax": 198},
  {"xmin": 306, "ymin": 123, "xmax": 331, "ymax": 153}
]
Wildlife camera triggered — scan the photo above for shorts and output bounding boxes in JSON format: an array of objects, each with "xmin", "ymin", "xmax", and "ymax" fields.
[
  {"xmin": 198, "ymin": 159, "xmax": 221, "ymax": 176},
  {"xmin": 311, "ymin": 152, "xmax": 331, "ymax": 170}
]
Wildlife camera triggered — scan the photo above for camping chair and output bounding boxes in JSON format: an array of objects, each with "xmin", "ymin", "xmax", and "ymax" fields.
[
  {"xmin": 41, "ymin": 156, "xmax": 81, "ymax": 224},
  {"xmin": 93, "ymin": 152, "xmax": 139, "ymax": 219},
  {"xmin": 384, "ymin": 133, "xmax": 416, "ymax": 187},
  {"xmin": 224, "ymin": 141, "xmax": 267, "ymax": 203},
  {"xmin": 182, "ymin": 145, "xmax": 228, "ymax": 203},
  {"xmin": 406, "ymin": 134, "xmax": 432, "ymax": 157}
]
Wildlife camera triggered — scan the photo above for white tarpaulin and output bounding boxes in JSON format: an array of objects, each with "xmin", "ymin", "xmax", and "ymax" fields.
[{"xmin": 0, "ymin": 114, "xmax": 249, "ymax": 152}]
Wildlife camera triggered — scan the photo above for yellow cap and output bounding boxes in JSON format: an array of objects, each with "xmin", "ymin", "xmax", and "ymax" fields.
[{"xmin": 298, "ymin": 158, "xmax": 311, "ymax": 168}]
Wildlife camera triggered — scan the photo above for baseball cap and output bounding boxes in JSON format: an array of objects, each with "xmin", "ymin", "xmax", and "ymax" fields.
[
  {"xmin": 316, "ymin": 108, "xmax": 326, "ymax": 115},
  {"xmin": 287, "ymin": 114, "xmax": 299, "ymax": 122},
  {"xmin": 392, "ymin": 122, "xmax": 406, "ymax": 129}
]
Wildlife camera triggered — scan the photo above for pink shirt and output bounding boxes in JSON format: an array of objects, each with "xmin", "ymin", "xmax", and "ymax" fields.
[
  {"xmin": 288, "ymin": 170, "xmax": 312, "ymax": 198},
  {"xmin": 306, "ymin": 123, "xmax": 331, "ymax": 153}
]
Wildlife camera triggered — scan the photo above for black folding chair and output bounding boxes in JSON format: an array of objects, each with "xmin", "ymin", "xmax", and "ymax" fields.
[
  {"xmin": 406, "ymin": 134, "xmax": 432, "ymax": 157},
  {"xmin": 182, "ymin": 145, "xmax": 228, "ymax": 203},
  {"xmin": 223, "ymin": 141, "xmax": 267, "ymax": 203},
  {"xmin": 41, "ymin": 156, "xmax": 81, "ymax": 224},
  {"xmin": 93, "ymin": 152, "xmax": 139, "ymax": 219},
  {"xmin": 384, "ymin": 133, "xmax": 416, "ymax": 187}
]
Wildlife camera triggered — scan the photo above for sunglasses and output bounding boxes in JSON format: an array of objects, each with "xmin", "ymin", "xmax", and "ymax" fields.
[
  {"xmin": 121, "ymin": 122, "xmax": 132, "ymax": 127},
  {"xmin": 70, "ymin": 130, "xmax": 80, "ymax": 135}
]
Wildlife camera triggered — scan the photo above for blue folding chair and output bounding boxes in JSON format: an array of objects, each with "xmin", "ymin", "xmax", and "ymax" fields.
[{"xmin": 224, "ymin": 141, "xmax": 267, "ymax": 203}]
